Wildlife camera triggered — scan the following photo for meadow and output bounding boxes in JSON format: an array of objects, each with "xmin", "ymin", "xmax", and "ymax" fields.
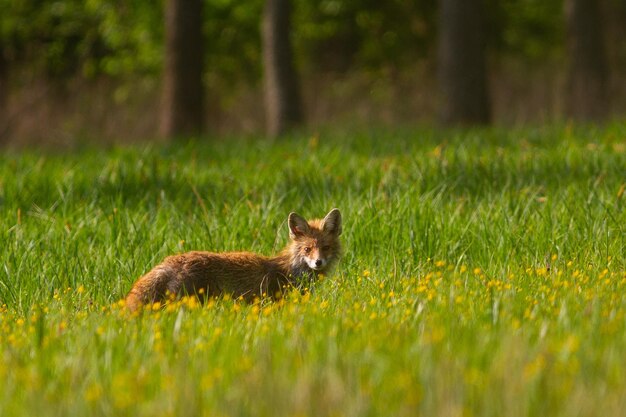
[{"xmin": 1, "ymin": 125, "xmax": 625, "ymax": 416}]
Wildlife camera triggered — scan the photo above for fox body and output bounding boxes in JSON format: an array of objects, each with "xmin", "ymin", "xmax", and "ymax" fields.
[{"xmin": 125, "ymin": 209, "xmax": 342, "ymax": 311}]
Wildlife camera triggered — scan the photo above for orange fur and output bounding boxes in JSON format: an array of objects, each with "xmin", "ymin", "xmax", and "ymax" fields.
[{"xmin": 125, "ymin": 209, "xmax": 342, "ymax": 311}]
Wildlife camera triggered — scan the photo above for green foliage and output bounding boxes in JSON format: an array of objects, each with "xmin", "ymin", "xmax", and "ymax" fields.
[
  {"xmin": 485, "ymin": 0, "xmax": 565, "ymax": 60},
  {"xmin": 203, "ymin": 0, "xmax": 264, "ymax": 88},
  {"xmin": 1, "ymin": 0, "xmax": 103, "ymax": 77},
  {"xmin": 0, "ymin": 0, "xmax": 162, "ymax": 78},
  {"xmin": 1, "ymin": 126, "xmax": 626, "ymax": 415},
  {"xmin": 294, "ymin": 0, "xmax": 437, "ymax": 73},
  {"xmin": 85, "ymin": 0, "xmax": 163, "ymax": 77},
  {"xmin": 1, "ymin": 0, "xmax": 573, "ymax": 84}
]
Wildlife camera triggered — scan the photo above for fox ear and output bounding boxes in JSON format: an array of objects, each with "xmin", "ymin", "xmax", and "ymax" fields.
[
  {"xmin": 322, "ymin": 208, "xmax": 342, "ymax": 236},
  {"xmin": 288, "ymin": 212, "xmax": 310, "ymax": 238}
]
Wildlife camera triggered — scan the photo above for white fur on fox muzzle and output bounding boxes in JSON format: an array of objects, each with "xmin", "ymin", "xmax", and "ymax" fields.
[{"xmin": 307, "ymin": 259, "xmax": 326, "ymax": 270}]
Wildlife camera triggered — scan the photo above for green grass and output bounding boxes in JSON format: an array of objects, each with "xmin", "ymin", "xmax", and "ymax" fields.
[{"xmin": 1, "ymin": 125, "xmax": 625, "ymax": 416}]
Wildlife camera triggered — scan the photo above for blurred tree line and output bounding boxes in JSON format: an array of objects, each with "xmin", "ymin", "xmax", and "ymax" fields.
[{"xmin": 0, "ymin": 0, "xmax": 624, "ymax": 141}]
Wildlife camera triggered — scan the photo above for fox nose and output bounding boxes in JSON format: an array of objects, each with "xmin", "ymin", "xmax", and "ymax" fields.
[{"xmin": 315, "ymin": 259, "xmax": 323, "ymax": 267}]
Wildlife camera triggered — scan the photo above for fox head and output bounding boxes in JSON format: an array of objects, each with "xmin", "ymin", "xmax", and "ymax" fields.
[{"xmin": 288, "ymin": 208, "xmax": 342, "ymax": 273}]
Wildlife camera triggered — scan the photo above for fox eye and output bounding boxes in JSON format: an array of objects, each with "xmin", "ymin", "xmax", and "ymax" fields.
[
  {"xmin": 303, "ymin": 247, "xmax": 311, "ymax": 254},
  {"xmin": 322, "ymin": 245, "xmax": 331, "ymax": 251}
]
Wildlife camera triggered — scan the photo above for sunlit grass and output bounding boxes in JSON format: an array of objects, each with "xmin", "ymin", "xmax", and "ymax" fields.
[{"xmin": 1, "ymin": 125, "xmax": 625, "ymax": 416}]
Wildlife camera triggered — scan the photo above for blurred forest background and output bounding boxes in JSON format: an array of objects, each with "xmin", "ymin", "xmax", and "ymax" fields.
[{"xmin": 0, "ymin": 0, "xmax": 624, "ymax": 144}]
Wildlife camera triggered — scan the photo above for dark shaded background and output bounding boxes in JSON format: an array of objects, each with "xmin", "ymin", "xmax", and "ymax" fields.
[{"xmin": 0, "ymin": 0, "xmax": 623, "ymax": 144}]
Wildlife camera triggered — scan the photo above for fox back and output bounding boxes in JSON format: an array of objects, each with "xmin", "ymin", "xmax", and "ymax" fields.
[{"xmin": 125, "ymin": 209, "xmax": 342, "ymax": 311}]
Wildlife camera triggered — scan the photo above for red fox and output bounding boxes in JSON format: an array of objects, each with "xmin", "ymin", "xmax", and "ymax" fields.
[{"xmin": 125, "ymin": 208, "xmax": 342, "ymax": 311}]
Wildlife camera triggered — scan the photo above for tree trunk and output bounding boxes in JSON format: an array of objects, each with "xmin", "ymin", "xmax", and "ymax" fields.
[
  {"xmin": 160, "ymin": 0, "xmax": 205, "ymax": 138},
  {"xmin": 565, "ymin": 0, "xmax": 609, "ymax": 121},
  {"xmin": 438, "ymin": 0, "xmax": 490, "ymax": 125},
  {"xmin": 0, "ymin": 44, "xmax": 8, "ymax": 144},
  {"xmin": 262, "ymin": 0, "xmax": 303, "ymax": 137}
]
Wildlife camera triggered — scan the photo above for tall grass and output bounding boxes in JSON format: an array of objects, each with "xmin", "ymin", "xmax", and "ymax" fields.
[{"xmin": 1, "ymin": 125, "xmax": 625, "ymax": 416}]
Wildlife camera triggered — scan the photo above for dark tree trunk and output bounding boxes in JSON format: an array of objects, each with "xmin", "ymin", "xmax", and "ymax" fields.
[
  {"xmin": 438, "ymin": 0, "xmax": 490, "ymax": 125},
  {"xmin": 262, "ymin": 0, "xmax": 303, "ymax": 137},
  {"xmin": 565, "ymin": 0, "xmax": 609, "ymax": 121},
  {"xmin": 0, "ymin": 44, "xmax": 8, "ymax": 144},
  {"xmin": 160, "ymin": 0, "xmax": 205, "ymax": 138}
]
